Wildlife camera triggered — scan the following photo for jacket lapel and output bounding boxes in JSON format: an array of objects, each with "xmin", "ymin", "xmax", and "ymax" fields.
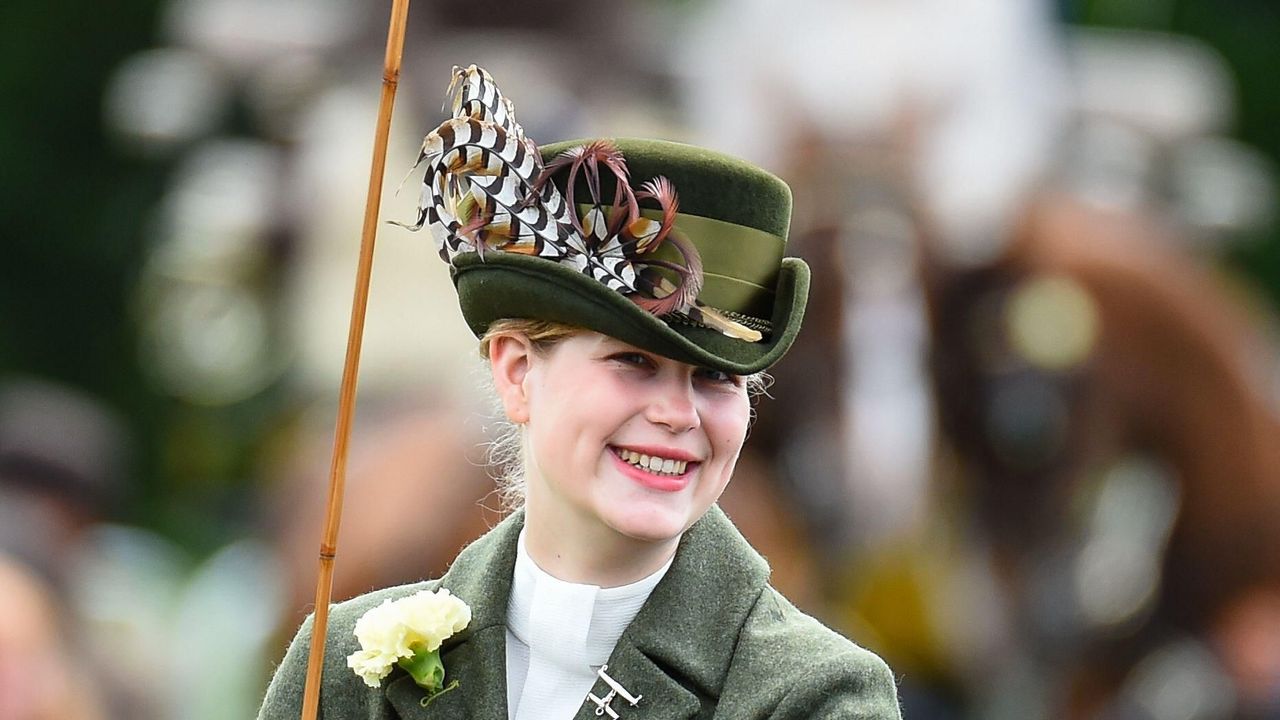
[
  {"xmin": 384, "ymin": 623, "xmax": 509, "ymax": 719},
  {"xmin": 572, "ymin": 642, "xmax": 701, "ymax": 720},
  {"xmin": 571, "ymin": 506, "xmax": 771, "ymax": 720},
  {"xmin": 385, "ymin": 511, "xmax": 525, "ymax": 720}
]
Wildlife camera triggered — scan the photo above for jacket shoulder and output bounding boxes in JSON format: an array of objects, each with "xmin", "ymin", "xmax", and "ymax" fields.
[
  {"xmin": 719, "ymin": 587, "xmax": 902, "ymax": 719},
  {"xmin": 256, "ymin": 579, "xmax": 441, "ymax": 720}
]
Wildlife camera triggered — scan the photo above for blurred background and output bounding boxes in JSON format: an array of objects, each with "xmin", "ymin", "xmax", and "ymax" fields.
[{"xmin": 2, "ymin": 0, "xmax": 1279, "ymax": 717}]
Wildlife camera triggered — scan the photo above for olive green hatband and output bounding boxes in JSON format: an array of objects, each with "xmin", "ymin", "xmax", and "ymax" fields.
[{"xmin": 587, "ymin": 205, "xmax": 786, "ymax": 322}]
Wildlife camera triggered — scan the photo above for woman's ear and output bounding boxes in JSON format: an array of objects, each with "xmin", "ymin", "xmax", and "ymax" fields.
[{"xmin": 488, "ymin": 334, "xmax": 534, "ymax": 424}]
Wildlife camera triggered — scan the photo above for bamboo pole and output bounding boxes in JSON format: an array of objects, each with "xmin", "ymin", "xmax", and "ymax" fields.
[{"xmin": 299, "ymin": 0, "xmax": 412, "ymax": 717}]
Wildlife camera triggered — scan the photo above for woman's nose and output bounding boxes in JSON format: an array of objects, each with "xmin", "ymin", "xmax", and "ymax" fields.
[{"xmin": 646, "ymin": 376, "xmax": 700, "ymax": 433}]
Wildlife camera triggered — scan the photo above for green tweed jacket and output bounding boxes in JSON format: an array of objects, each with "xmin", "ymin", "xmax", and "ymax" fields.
[{"xmin": 258, "ymin": 505, "xmax": 902, "ymax": 719}]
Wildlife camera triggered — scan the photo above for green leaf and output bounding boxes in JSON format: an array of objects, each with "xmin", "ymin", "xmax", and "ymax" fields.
[{"xmin": 398, "ymin": 647, "xmax": 445, "ymax": 694}]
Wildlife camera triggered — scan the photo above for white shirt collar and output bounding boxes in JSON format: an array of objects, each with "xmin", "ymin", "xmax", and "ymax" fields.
[{"xmin": 507, "ymin": 528, "xmax": 672, "ymax": 667}]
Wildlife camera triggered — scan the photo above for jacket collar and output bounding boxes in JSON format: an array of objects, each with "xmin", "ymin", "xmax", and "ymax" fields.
[
  {"xmin": 384, "ymin": 505, "xmax": 770, "ymax": 720},
  {"xmin": 573, "ymin": 505, "xmax": 770, "ymax": 719}
]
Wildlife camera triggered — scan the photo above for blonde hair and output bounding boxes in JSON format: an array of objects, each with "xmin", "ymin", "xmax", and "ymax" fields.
[
  {"xmin": 477, "ymin": 318, "xmax": 771, "ymax": 510},
  {"xmin": 478, "ymin": 318, "xmax": 582, "ymax": 361}
]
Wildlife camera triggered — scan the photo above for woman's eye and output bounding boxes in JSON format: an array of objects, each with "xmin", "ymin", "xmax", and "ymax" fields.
[
  {"xmin": 695, "ymin": 367, "xmax": 739, "ymax": 385},
  {"xmin": 611, "ymin": 352, "xmax": 653, "ymax": 368}
]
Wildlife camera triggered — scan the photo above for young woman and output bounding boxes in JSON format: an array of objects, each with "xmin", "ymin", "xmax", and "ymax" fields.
[{"xmin": 258, "ymin": 65, "xmax": 901, "ymax": 720}]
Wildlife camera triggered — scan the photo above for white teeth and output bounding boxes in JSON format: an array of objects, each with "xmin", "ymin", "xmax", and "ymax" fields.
[{"xmin": 616, "ymin": 448, "xmax": 689, "ymax": 476}]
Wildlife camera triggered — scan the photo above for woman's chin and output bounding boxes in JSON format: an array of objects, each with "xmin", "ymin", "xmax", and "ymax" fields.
[{"xmin": 602, "ymin": 504, "xmax": 693, "ymax": 545}]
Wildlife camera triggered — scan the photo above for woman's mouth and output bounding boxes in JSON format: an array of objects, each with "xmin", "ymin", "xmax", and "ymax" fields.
[
  {"xmin": 615, "ymin": 447, "xmax": 689, "ymax": 476},
  {"xmin": 608, "ymin": 446, "xmax": 699, "ymax": 492}
]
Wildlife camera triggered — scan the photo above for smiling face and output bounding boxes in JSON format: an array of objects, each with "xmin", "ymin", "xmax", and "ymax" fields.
[{"xmin": 491, "ymin": 329, "xmax": 752, "ymax": 556}]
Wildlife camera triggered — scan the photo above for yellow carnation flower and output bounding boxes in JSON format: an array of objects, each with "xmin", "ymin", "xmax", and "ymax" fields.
[
  {"xmin": 398, "ymin": 589, "xmax": 472, "ymax": 652},
  {"xmin": 346, "ymin": 589, "xmax": 472, "ymax": 690}
]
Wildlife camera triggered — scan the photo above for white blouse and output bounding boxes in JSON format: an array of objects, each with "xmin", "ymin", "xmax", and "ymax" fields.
[{"xmin": 505, "ymin": 530, "xmax": 672, "ymax": 720}]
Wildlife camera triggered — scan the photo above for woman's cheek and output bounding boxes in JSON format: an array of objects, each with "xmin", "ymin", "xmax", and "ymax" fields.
[{"xmin": 726, "ymin": 397, "xmax": 752, "ymax": 444}]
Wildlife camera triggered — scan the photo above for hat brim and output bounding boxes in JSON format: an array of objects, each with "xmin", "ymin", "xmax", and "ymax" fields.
[{"xmin": 452, "ymin": 252, "xmax": 809, "ymax": 375}]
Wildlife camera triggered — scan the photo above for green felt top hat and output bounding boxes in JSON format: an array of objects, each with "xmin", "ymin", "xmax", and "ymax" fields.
[
  {"xmin": 407, "ymin": 65, "xmax": 808, "ymax": 375},
  {"xmin": 451, "ymin": 138, "xmax": 809, "ymax": 375}
]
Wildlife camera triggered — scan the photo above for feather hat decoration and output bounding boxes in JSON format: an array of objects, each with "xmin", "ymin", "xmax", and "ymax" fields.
[
  {"xmin": 395, "ymin": 65, "xmax": 812, "ymax": 374},
  {"xmin": 395, "ymin": 65, "xmax": 761, "ymax": 342}
]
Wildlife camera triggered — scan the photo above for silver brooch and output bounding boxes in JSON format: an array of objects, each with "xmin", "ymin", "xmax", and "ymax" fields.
[{"xmin": 586, "ymin": 665, "xmax": 643, "ymax": 718}]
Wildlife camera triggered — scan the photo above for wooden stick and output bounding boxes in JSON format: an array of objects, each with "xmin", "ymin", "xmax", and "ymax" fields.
[{"xmin": 299, "ymin": 0, "xmax": 412, "ymax": 717}]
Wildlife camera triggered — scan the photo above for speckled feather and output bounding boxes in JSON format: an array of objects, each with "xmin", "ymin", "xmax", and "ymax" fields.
[{"xmin": 394, "ymin": 65, "xmax": 760, "ymax": 341}]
